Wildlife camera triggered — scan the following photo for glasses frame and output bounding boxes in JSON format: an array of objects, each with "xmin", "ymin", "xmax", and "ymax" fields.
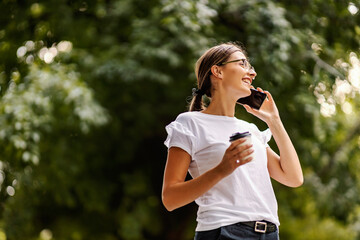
[{"xmin": 217, "ymin": 58, "xmax": 254, "ymax": 71}]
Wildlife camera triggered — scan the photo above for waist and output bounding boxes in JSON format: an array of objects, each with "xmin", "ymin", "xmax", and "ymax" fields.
[{"xmin": 238, "ymin": 220, "xmax": 277, "ymax": 233}]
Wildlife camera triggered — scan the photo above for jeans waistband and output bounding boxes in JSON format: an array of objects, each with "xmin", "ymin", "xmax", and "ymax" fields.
[{"xmin": 238, "ymin": 220, "xmax": 277, "ymax": 233}]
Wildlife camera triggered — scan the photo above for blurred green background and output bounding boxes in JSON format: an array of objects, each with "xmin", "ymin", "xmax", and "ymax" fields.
[{"xmin": 1, "ymin": 0, "xmax": 360, "ymax": 239}]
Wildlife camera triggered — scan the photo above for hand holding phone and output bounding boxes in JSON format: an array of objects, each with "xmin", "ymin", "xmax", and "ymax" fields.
[{"xmin": 237, "ymin": 89, "xmax": 267, "ymax": 110}]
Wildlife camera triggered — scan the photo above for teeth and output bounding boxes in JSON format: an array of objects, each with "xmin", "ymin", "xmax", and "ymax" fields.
[{"xmin": 243, "ymin": 79, "xmax": 251, "ymax": 85}]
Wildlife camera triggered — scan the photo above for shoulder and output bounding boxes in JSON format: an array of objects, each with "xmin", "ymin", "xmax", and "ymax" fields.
[
  {"xmin": 235, "ymin": 118, "xmax": 264, "ymax": 135},
  {"xmin": 235, "ymin": 118, "xmax": 258, "ymax": 130},
  {"xmin": 173, "ymin": 111, "xmax": 206, "ymax": 133},
  {"xmin": 175, "ymin": 111, "xmax": 199, "ymax": 123},
  {"xmin": 236, "ymin": 119, "xmax": 272, "ymax": 145}
]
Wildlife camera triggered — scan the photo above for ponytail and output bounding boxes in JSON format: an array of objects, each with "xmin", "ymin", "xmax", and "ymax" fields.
[{"xmin": 189, "ymin": 92, "xmax": 205, "ymax": 111}]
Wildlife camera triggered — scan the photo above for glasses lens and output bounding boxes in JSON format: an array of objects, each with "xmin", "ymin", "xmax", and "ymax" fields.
[{"xmin": 219, "ymin": 59, "xmax": 254, "ymax": 71}]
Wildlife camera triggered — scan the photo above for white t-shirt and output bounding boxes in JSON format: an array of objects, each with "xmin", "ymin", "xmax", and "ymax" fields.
[{"xmin": 164, "ymin": 111, "xmax": 279, "ymax": 231}]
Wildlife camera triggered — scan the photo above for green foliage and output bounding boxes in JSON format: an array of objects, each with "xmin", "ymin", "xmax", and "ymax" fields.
[{"xmin": 1, "ymin": 0, "xmax": 360, "ymax": 239}]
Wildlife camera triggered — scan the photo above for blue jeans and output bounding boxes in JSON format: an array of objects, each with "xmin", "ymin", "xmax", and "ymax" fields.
[{"xmin": 194, "ymin": 222, "xmax": 279, "ymax": 240}]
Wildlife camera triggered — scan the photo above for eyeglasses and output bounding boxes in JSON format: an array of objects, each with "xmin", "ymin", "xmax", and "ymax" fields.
[{"xmin": 217, "ymin": 58, "xmax": 254, "ymax": 71}]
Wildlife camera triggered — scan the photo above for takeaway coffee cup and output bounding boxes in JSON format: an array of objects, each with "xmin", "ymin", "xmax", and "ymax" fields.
[{"xmin": 229, "ymin": 131, "xmax": 254, "ymax": 161}]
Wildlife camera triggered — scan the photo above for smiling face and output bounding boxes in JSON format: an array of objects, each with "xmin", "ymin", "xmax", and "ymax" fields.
[{"xmin": 219, "ymin": 51, "xmax": 257, "ymax": 98}]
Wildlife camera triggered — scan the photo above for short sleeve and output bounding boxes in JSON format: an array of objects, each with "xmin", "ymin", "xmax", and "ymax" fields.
[
  {"xmin": 249, "ymin": 123, "xmax": 272, "ymax": 147},
  {"xmin": 261, "ymin": 128, "xmax": 272, "ymax": 147},
  {"xmin": 164, "ymin": 121, "xmax": 195, "ymax": 156}
]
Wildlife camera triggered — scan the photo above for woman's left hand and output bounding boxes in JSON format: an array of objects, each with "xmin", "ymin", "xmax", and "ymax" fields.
[{"xmin": 242, "ymin": 88, "xmax": 280, "ymax": 124}]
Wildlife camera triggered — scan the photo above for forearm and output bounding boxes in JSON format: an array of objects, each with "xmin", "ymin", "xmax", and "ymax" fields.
[
  {"xmin": 162, "ymin": 166, "xmax": 224, "ymax": 211},
  {"xmin": 162, "ymin": 139, "xmax": 253, "ymax": 211},
  {"xmin": 267, "ymin": 116, "xmax": 303, "ymax": 186}
]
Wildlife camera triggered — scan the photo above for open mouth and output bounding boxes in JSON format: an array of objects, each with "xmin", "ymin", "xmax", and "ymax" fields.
[{"xmin": 242, "ymin": 78, "xmax": 252, "ymax": 86}]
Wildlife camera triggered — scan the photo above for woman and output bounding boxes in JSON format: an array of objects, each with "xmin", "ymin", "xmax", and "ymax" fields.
[{"xmin": 162, "ymin": 42, "xmax": 303, "ymax": 240}]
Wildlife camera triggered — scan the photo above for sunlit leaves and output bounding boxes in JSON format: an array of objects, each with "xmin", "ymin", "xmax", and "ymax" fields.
[
  {"xmin": 1, "ymin": 0, "xmax": 360, "ymax": 239},
  {"xmin": 0, "ymin": 62, "xmax": 108, "ymax": 163}
]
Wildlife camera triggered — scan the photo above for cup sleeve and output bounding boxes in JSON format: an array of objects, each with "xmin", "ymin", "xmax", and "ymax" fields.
[{"xmin": 164, "ymin": 121, "xmax": 195, "ymax": 156}]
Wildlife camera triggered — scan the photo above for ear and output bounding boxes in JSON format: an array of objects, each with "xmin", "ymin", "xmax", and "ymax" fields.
[{"xmin": 210, "ymin": 65, "xmax": 223, "ymax": 79}]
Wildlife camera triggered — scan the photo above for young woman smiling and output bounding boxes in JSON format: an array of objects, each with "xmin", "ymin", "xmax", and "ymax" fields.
[{"xmin": 162, "ymin": 42, "xmax": 303, "ymax": 240}]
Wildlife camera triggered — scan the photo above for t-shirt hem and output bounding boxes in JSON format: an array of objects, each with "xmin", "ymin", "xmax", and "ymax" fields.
[{"xmin": 195, "ymin": 220, "xmax": 241, "ymax": 232}]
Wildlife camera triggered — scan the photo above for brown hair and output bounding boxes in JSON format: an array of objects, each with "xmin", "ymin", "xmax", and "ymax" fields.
[{"xmin": 189, "ymin": 42, "xmax": 246, "ymax": 111}]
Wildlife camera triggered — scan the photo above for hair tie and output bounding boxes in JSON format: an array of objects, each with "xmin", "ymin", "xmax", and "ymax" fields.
[{"xmin": 192, "ymin": 88, "xmax": 205, "ymax": 97}]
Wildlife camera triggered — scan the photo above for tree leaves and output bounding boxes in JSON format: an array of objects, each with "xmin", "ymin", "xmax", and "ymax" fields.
[{"xmin": 1, "ymin": 0, "xmax": 360, "ymax": 239}]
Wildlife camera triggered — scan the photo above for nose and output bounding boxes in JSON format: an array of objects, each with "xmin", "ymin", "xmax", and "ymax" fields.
[{"xmin": 248, "ymin": 67, "xmax": 257, "ymax": 79}]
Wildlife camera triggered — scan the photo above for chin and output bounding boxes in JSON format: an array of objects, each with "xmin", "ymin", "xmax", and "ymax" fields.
[
  {"xmin": 236, "ymin": 90, "xmax": 251, "ymax": 99},
  {"xmin": 242, "ymin": 88, "xmax": 252, "ymax": 97}
]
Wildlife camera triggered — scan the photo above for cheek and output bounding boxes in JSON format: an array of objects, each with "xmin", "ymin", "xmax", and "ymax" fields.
[{"xmin": 225, "ymin": 68, "xmax": 245, "ymax": 80}]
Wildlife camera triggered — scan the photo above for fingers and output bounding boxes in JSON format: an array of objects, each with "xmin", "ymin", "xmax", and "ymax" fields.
[
  {"xmin": 219, "ymin": 141, "xmax": 254, "ymax": 176},
  {"xmin": 264, "ymin": 90, "xmax": 273, "ymax": 102},
  {"xmin": 233, "ymin": 145, "xmax": 254, "ymax": 166},
  {"xmin": 256, "ymin": 87, "xmax": 266, "ymax": 98},
  {"xmin": 229, "ymin": 141, "xmax": 254, "ymax": 164},
  {"xmin": 228, "ymin": 138, "xmax": 247, "ymax": 151},
  {"xmin": 242, "ymin": 104, "xmax": 251, "ymax": 112},
  {"xmin": 227, "ymin": 139, "xmax": 253, "ymax": 161},
  {"xmin": 242, "ymin": 103, "xmax": 259, "ymax": 114},
  {"xmin": 256, "ymin": 87, "xmax": 273, "ymax": 102},
  {"xmin": 236, "ymin": 156, "xmax": 253, "ymax": 166},
  {"xmin": 232, "ymin": 143, "xmax": 254, "ymax": 159}
]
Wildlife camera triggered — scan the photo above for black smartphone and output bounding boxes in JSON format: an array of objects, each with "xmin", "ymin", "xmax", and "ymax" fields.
[{"xmin": 237, "ymin": 89, "xmax": 267, "ymax": 110}]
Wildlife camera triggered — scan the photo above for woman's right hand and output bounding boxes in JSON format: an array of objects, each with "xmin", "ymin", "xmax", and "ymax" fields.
[{"xmin": 215, "ymin": 138, "xmax": 254, "ymax": 177}]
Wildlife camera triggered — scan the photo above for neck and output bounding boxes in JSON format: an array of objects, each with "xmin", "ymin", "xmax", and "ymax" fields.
[{"xmin": 201, "ymin": 90, "xmax": 238, "ymax": 117}]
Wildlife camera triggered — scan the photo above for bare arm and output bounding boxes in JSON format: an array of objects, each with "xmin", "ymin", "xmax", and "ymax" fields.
[
  {"xmin": 162, "ymin": 138, "xmax": 254, "ymax": 211},
  {"xmin": 243, "ymin": 88, "xmax": 303, "ymax": 187},
  {"xmin": 266, "ymin": 119, "xmax": 303, "ymax": 187}
]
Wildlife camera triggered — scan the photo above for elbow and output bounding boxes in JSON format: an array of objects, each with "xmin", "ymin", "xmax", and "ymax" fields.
[
  {"xmin": 289, "ymin": 175, "xmax": 304, "ymax": 188},
  {"xmin": 162, "ymin": 192, "xmax": 176, "ymax": 212},
  {"xmin": 162, "ymin": 199, "xmax": 175, "ymax": 212}
]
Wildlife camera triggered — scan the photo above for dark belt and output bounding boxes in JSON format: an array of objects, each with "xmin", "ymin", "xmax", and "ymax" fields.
[{"xmin": 239, "ymin": 221, "xmax": 277, "ymax": 233}]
